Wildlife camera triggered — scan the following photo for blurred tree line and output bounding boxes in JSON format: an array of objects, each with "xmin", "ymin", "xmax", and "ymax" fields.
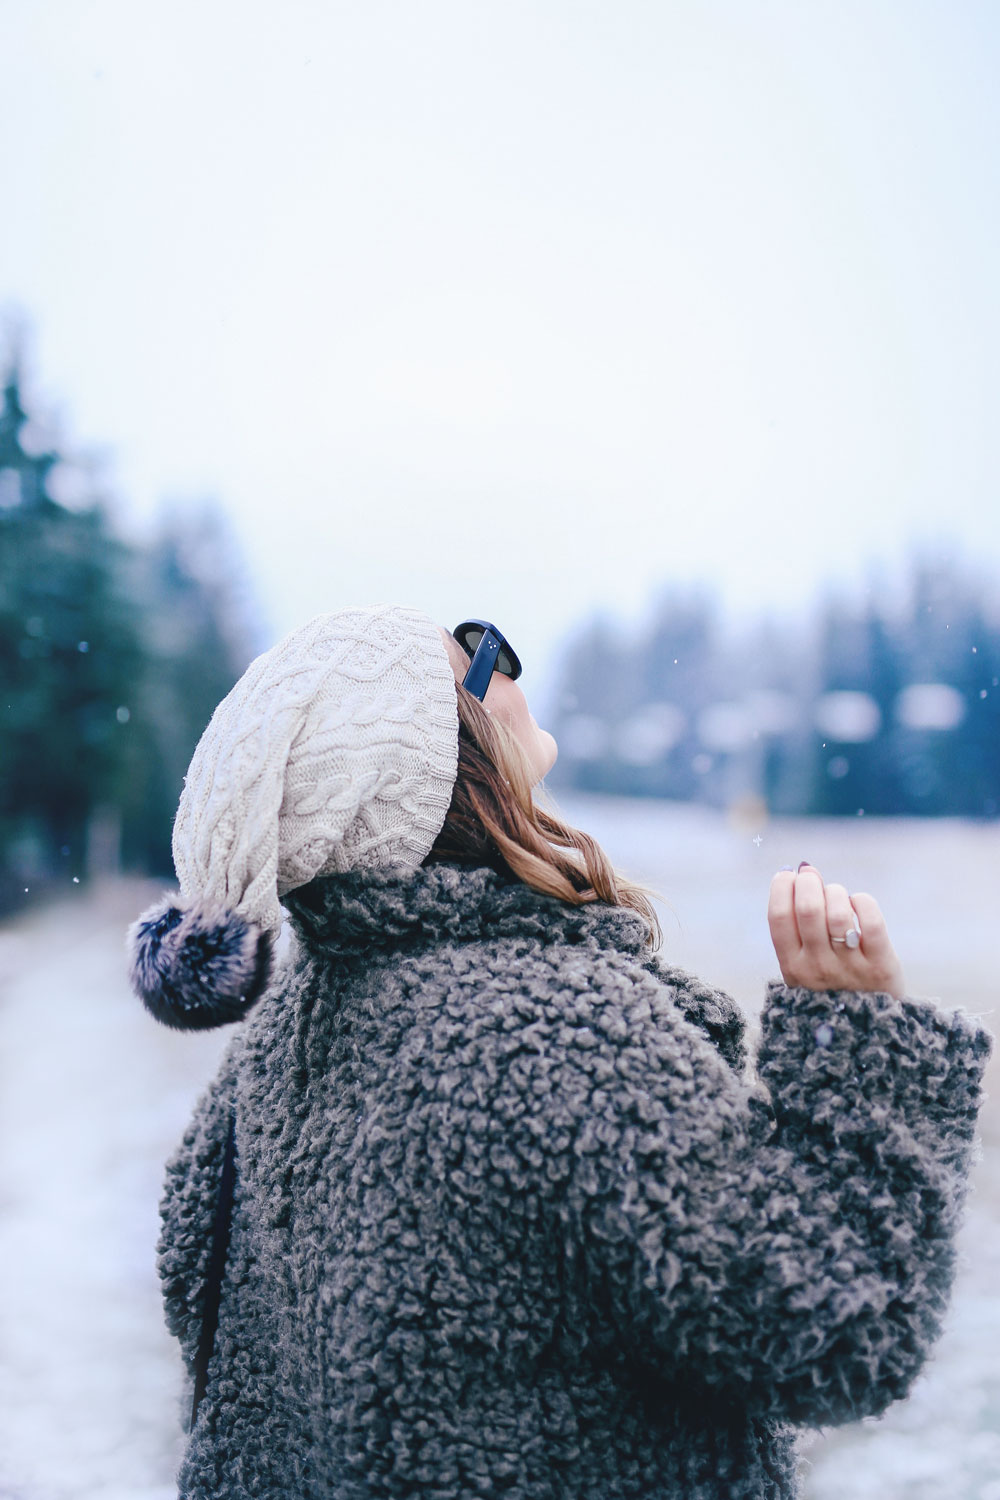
[
  {"xmin": 550, "ymin": 559, "xmax": 1000, "ymax": 820},
  {"xmin": 0, "ymin": 353, "xmax": 256, "ymax": 914}
]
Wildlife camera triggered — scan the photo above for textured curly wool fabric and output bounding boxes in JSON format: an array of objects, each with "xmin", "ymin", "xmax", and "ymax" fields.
[{"xmin": 158, "ymin": 863, "xmax": 992, "ymax": 1499}]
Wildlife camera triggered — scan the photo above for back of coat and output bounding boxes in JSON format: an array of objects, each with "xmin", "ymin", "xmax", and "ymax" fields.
[{"xmin": 156, "ymin": 862, "xmax": 992, "ymax": 1500}]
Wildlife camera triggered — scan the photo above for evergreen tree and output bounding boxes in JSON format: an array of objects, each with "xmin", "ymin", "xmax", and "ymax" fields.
[
  {"xmin": 896, "ymin": 557, "xmax": 1000, "ymax": 816},
  {"xmin": 120, "ymin": 504, "xmax": 256, "ymax": 873},
  {"xmin": 0, "ymin": 358, "xmax": 143, "ymax": 899},
  {"xmin": 0, "ymin": 345, "xmax": 258, "ymax": 908},
  {"xmin": 810, "ymin": 598, "xmax": 904, "ymax": 816}
]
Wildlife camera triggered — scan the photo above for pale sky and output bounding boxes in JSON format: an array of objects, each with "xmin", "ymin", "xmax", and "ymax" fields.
[{"xmin": 2, "ymin": 0, "xmax": 998, "ymax": 713}]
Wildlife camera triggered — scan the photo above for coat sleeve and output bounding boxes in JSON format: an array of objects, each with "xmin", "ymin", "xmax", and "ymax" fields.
[
  {"xmin": 156, "ymin": 1040, "xmax": 241, "ymax": 1377},
  {"xmin": 561, "ymin": 974, "xmax": 992, "ymax": 1427}
]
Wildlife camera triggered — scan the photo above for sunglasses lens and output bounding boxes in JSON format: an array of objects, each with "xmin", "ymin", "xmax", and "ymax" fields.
[{"xmin": 454, "ymin": 621, "xmax": 521, "ymax": 687}]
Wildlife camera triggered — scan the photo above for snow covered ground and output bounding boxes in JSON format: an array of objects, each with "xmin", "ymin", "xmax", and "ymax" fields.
[{"xmin": 0, "ymin": 795, "xmax": 996, "ymax": 1499}]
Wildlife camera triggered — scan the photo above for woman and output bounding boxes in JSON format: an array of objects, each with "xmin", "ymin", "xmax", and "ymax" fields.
[{"xmin": 131, "ymin": 603, "xmax": 991, "ymax": 1500}]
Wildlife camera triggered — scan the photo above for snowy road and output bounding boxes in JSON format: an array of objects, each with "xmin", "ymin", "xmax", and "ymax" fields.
[
  {"xmin": 0, "ymin": 799, "xmax": 997, "ymax": 1499},
  {"xmin": 0, "ymin": 877, "xmax": 229, "ymax": 1500}
]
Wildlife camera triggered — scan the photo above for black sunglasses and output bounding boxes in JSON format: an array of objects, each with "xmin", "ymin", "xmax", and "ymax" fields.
[{"xmin": 453, "ymin": 619, "xmax": 522, "ymax": 701}]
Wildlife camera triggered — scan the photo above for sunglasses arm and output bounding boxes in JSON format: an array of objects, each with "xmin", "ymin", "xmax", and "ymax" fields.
[{"xmin": 461, "ymin": 630, "xmax": 504, "ymax": 702}]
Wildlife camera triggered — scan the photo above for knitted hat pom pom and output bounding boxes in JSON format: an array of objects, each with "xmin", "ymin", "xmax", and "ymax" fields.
[{"xmin": 128, "ymin": 896, "xmax": 273, "ymax": 1031}]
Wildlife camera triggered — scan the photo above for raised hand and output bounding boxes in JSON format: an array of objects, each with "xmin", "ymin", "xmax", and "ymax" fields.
[{"xmin": 767, "ymin": 863, "xmax": 907, "ymax": 1000}]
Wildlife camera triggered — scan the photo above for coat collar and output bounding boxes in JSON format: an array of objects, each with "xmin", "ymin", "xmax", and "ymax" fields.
[
  {"xmin": 281, "ymin": 860, "xmax": 748, "ymax": 1072},
  {"xmin": 281, "ymin": 859, "xmax": 651, "ymax": 959}
]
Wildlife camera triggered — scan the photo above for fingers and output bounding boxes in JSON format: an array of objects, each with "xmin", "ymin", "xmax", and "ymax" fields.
[
  {"xmin": 767, "ymin": 869, "xmax": 799, "ymax": 963},
  {"xmin": 792, "ymin": 866, "xmax": 829, "ymax": 953},
  {"xmin": 771, "ymin": 866, "xmax": 857, "ymax": 949},
  {"xmin": 767, "ymin": 865, "xmax": 833, "ymax": 984},
  {"xmin": 850, "ymin": 892, "xmax": 906, "ymax": 997},
  {"xmin": 822, "ymin": 881, "xmax": 858, "ymax": 945},
  {"xmin": 849, "ymin": 891, "xmax": 888, "ymax": 960},
  {"xmin": 767, "ymin": 866, "xmax": 906, "ymax": 999}
]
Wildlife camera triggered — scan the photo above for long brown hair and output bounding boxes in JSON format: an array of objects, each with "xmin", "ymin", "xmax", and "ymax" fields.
[{"xmin": 425, "ymin": 674, "xmax": 663, "ymax": 951}]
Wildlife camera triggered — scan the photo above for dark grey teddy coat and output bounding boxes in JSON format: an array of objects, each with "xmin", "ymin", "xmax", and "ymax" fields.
[{"xmin": 158, "ymin": 861, "xmax": 992, "ymax": 1499}]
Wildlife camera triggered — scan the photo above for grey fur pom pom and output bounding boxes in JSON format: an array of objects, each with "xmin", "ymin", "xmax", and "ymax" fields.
[{"xmin": 128, "ymin": 896, "xmax": 273, "ymax": 1031}]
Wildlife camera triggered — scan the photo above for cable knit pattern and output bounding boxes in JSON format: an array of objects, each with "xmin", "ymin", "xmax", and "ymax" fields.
[
  {"xmin": 157, "ymin": 863, "xmax": 993, "ymax": 1499},
  {"xmin": 171, "ymin": 606, "xmax": 459, "ymax": 935}
]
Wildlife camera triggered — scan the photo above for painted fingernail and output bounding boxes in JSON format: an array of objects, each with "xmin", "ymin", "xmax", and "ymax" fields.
[
  {"xmin": 797, "ymin": 861, "xmax": 812, "ymax": 871},
  {"xmin": 777, "ymin": 865, "xmax": 794, "ymax": 872}
]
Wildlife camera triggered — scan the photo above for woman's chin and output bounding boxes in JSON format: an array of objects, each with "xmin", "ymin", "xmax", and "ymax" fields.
[{"xmin": 536, "ymin": 729, "xmax": 558, "ymax": 779}]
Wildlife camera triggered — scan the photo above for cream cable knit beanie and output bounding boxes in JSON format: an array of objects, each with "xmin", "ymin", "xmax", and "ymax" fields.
[{"xmin": 129, "ymin": 604, "xmax": 460, "ymax": 1030}]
